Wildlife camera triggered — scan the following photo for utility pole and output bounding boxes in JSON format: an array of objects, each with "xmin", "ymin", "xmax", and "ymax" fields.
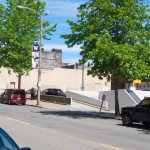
[
  {"xmin": 81, "ymin": 64, "xmax": 85, "ymax": 91},
  {"xmin": 17, "ymin": 5, "xmax": 49, "ymax": 106}
]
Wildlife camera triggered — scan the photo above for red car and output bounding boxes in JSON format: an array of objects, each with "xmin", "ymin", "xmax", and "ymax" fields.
[{"xmin": 0, "ymin": 89, "xmax": 26, "ymax": 105}]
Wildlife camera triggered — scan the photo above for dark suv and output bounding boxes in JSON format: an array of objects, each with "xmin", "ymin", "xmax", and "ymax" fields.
[
  {"xmin": 121, "ymin": 98, "xmax": 150, "ymax": 126},
  {"xmin": 42, "ymin": 88, "xmax": 66, "ymax": 97},
  {"xmin": 0, "ymin": 89, "xmax": 26, "ymax": 105}
]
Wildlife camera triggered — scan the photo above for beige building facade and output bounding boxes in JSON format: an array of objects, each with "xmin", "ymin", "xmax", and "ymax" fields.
[{"xmin": 0, "ymin": 67, "xmax": 111, "ymax": 92}]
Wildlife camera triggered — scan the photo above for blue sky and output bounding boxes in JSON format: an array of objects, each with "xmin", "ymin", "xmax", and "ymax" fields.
[
  {"xmin": 1, "ymin": 0, "xmax": 150, "ymax": 64},
  {"xmin": 43, "ymin": 0, "xmax": 89, "ymax": 64}
]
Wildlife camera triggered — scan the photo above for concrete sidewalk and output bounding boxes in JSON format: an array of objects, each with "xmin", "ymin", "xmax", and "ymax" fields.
[
  {"xmin": 26, "ymin": 99, "xmax": 72, "ymax": 110},
  {"xmin": 26, "ymin": 99, "xmax": 115, "ymax": 118}
]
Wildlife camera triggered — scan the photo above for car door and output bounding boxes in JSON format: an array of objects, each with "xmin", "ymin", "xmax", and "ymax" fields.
[
  {"xmin": 137, "ymin": 99, "xmax": 150, "ymax": 122},
  {"xmin": 131, "ymin": 106, "xmax": 142, "ymax": 121},
  {"xmin": 140, "ymin": 99, "xmax": 150, "ymax": 122},
  {"xmin": 48, "ymin": 89, "xmax": 55, "ymax": 96},
  {"xmin": 1, "ymin": 90, "xmax": 9, "ymax": 103}
]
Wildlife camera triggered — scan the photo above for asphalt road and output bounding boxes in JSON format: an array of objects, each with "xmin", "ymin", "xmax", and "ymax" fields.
[{"xmin": 0, "ymin": 103, "xmax": 150, "ymax": 150}]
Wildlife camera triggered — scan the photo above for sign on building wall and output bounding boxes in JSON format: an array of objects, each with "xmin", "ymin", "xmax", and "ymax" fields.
[
  {"xmin": 31, "ymin": 46, "xmax": 62, "ymax": 69},
  {"xmin": 134, "ymin": 79, "xmax": 141, "ymax": 84},
  {"xmin": 32, "ymin": 44, "xmax": 39, "ymax": 69}
]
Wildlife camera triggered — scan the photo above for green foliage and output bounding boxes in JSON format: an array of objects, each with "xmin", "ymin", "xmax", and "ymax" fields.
[
  {"xmin": 61, "ymin": 0, "xmax": 150, "ymax": 82},
  {"xmin": 61, "ymin": 0, "xmax": 150, "ymax": 117},
  {"xmin": 0, "ymin": 0, "xmax": 57, "ymax": 77},
  {"xmin": 0, "ymin": 4, "xmax": 5, "ymax": 57}
]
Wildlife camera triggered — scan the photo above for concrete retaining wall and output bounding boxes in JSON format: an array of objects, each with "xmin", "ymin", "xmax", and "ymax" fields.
[
  {"xmin": 66, "ymin": 90, "xmax": 108, "ymax": 109},
  {"xmin": 40, "ymin": 95, "xmax": 72, "ymax": 105},
  {"xmin": 66, "ymin": 89, "xmax": 140, "ymax": 111},
  {"xmin": 132, "ymin": 90, "xmax": 150, "ymax": 100},
  {"xmin": 98, "ymin": 90, "xmax": 137, "ymax": 111}
]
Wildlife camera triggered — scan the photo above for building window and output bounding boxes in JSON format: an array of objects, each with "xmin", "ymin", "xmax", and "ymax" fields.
[{"xmin": 10, "ymin": 82, "xmax": 15, "ymax": 89}]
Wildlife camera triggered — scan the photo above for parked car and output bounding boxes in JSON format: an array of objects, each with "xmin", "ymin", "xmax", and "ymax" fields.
[
  {"xmin": 121, "ymin": 98, "xmax": 150, "ymax": 126},
  {"xmin": 0, "ymin": 89, "xmax": 26, "ymax": 105},
  {"xmin": 0, "ymin": 127, "xmax": 31, "ymax": 150},
  {"xmin": 42, "ymin": 88, "xmax": 66, "ymax": 97}
]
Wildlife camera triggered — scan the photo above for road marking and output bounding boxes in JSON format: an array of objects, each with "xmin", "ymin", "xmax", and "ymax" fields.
[
  {"xmin": 7, "ymin": 117, "xmax": 30, "ymax": 125},
  {"xmin": 31, "ymin": 123, "xmax": 124, "ymax": 150},
  {"xmin": 1, "ymin": 116, "xmax": 123, "ymax": 150},
  {"xmin": 98, "ymin": 143, "xmax": 123, "ymax": 150}
]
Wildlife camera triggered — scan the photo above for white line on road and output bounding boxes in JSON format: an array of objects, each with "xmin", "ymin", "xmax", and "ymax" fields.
[
  {"xmin": 98, "ymin": 143, "xmax": 124, "ymax": 150},
  {"xmin": 6, "ymin": 117, "xmax": 30, "ymax": 125}
]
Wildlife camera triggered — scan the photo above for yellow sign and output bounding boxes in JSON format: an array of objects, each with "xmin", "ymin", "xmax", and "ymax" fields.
[{"xmin": 133, "ymin": 79, "xmax": 141, "ymax": 83}]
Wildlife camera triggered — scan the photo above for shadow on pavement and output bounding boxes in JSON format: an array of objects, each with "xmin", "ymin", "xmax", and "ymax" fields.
[
  {"xmin": 36, "ymin": 110, "xmax": 115, "ymax": 119},
  {"xmin": 117, "ymin": 123, "xmax": 150, "ymax": 134}
]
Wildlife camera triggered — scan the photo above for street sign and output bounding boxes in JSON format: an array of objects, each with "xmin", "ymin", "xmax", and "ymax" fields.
[
  {"xmin": 32, "ymin": 44, "xmax": 39, "ymax": 68},
  {"xmin": 32, "ymin": 44, "xmax": 39, "ymax": 52}
]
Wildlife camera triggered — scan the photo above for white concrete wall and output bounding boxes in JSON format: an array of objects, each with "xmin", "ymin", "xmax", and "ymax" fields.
[
  {"xmin": 99, "ymin": 90, "xmax": 137, "ymax": 110},
  {"xmin": 66, "ymin": 90, "xmax": 108, "ymax": 109},
  {"xmin": 132, "ymin": 90, "xmax": 150, "ymax": 99},
  {"xmin": 66, "ymin": 90, "xmax": 142, "ymax": 111},
  {"xmin": 0, "ymin": 67, "xmax": 111, "ymax": 92}
]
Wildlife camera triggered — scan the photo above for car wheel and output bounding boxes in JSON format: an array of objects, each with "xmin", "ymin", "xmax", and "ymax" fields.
[
  {"xmin": 0, "ymin": 99, "xmax": 3, "ymax": 103},
  {"xmin": 142, "ymin": 122, "xmax": 150, "ymax": 127},
  {"xmin": 122, "ymin": 114, "xmax": 133, "ymax": 126},
  {"xmin": 22, "ymin": 103, "xmax": 25, "ymax": 105},
  {"xmin": 8, "ymin": 100, "xmax": 11, "ymax": 105}
]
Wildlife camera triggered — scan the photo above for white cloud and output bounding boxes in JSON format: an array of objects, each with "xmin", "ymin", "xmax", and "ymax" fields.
[
  {"xmin": 44, "ymin": 0, "xmax": 86, "ymax": 18},
  {"xmin": 43, "ymin": 44, "xmax": 82, "ymax": 52}
]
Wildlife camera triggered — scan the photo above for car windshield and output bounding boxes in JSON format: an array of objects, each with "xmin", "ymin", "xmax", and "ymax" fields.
[
  {"xmin": 0, "ymin": 128, "xmax": 20, "ymax": 150},
  {"xmin": 57, "ymin": 90, "xmax": 63, "ymax": 94},
  {"xmin": 13, "ymin": 90, "xmax": 25, "ymax": 95},
  {"xmin": 138, "ymin": 99, "xmax": 150, "ymax": 109}
]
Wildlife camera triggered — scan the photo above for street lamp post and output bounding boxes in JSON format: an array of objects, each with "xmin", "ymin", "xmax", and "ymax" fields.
[
  {"xmin": 17, "ymin": 6, "xmax": 48, "ymax": 106},
  {"xmin": 37, "ymin": 12, "xmax": 42, "ymax": 106},
  {"xmin": 81, "ymin": 64, "xmax": 85, "ymax": 91}
]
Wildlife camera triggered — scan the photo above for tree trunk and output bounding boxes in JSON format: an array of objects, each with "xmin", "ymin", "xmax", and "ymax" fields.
[
  {"xmin": 114, "ymin": 76, "xmax": 120, "ymax": 119},
  {"xmin": 18, "ymin": 74, "xmax": 21, "ymax": 89}
]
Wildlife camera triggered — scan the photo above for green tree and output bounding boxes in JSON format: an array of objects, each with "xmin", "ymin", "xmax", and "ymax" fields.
[
  {"xmin": 0, "ymin": 0, "xmax": 56, "ymax": 88},
  {"xmin": 61, "ymin": 0, "xmax": 150, "ymax": 118},
  {"xmin": 0, "ymin": 3, "xmax": 5, "ymax": 65}
]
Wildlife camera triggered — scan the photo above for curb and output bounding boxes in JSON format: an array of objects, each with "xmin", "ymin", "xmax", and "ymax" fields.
[{"xmin": 26, "ymin": 100, "xmax": 115, "ymax": 119}]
